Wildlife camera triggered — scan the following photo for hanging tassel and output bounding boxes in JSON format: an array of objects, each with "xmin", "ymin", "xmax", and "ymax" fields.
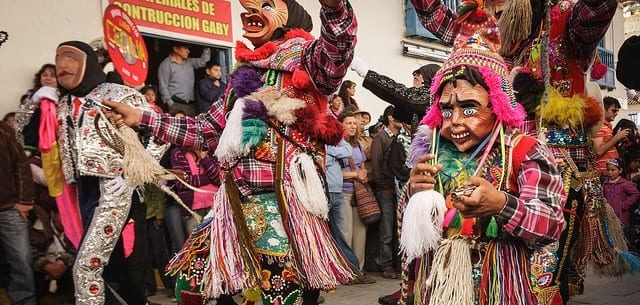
[
  {"xmin": 400, "ymin": 190, "xmax": 447, "ymax": 261},
  {"xmin": 450, "ymin": 210, "xmax": 462, "ymax": 229},
  {"xmin": 485, "ymin": 217, "xmax": 499, "ymax": 238},
  {"xmin": 288, "ymin": 153, "xmax": 329, "ymax": 219},
  {"xmin": 461, "ymin": 217, "xmax": 475, "ymax": 237},
  {"xmin": 480, "ymin": 241, "xmax": 537, "ymax": 305},
  {"xmin": 215, "ymin": 98, "xmax": 248, "ymax": 162},
  {"xmin": 425, "ymin": 239, "xmax": 474, "ymax": 305},
  {"xmin": 241, "ymin": 118, "xmax": 268, "ymax": 151},
  {"xmin": 443, "ymin": 208, "xmax": 457, "ymax": 228},
  {"xmin": 600, "ymin": 204, "xmax": 640, "ymax": 274},
  {"xmin": 498, "ymin": 0, "xmax": 533, "ymax": 56},
  {"xmin": 621, "ymin": 252, "xmax": 640, "ymax": 273},
  {"xmin": 200, "ymin": 177, "xmax": 260, "ymax": 298}
]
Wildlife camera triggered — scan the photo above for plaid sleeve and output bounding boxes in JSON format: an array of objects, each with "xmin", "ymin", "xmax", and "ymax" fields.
[
  {"xmin": 410, "ymin": 0, "xmax": 460, "ymax": 45},
  {"xmin": 302, "ymin": 0, "xmax": 358, "ymax": 95},
  {"xmin": 496, "ymin": 142, "xmax": 566, "ymax": 247},
  {"xmin": 567, "ymin": 0, "xmax": 618, "ymax": 67},
  {"xmin": 140, "ymin": 98, "xmax": 223, "ymax": 151}
]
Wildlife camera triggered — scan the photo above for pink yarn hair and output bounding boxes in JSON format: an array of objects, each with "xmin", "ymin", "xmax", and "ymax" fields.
[{"xmin": 420, "ymin": 65, "xmax": 525, "ymax": 128}]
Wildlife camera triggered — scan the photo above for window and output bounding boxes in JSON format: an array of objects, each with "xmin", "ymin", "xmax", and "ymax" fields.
[
  {"xmin": 629, "ymin": 113, "xmax": 638, "ymax": 126},
  {"xmin": 404, "ymin": 0, "xmax": 460, "ymax": 41},
  {"xmin": 596, "ymin": 39, "xmax": 615, "ymax": 90}
]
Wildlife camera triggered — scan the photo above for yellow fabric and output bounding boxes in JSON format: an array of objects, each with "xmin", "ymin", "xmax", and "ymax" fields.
[
  {"xmin": 537, "ymin": 87, "xmax": 586, "ymax": 129},
  {"xmin": 41, "ymin": 142, "xmax": 64, "ymax": 197}
]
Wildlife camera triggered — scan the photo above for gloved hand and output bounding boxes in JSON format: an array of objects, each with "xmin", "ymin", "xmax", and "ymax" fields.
[
  {"xmin": 350, "ymin": 56, "xmax": 370, "ymax": 78},
  {"xmin": 31, "ymin": 86, "xmax": 59, "ymax": 103},
  {"xmin": 105, "ymin": 176, "xmax": 130, "ymax": 197}
]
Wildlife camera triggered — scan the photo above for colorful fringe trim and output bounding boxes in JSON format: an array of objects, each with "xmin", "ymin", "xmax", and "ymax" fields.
[{"xmin": 479, "ymin": 241, "xmax": 537, "ymax": 305}]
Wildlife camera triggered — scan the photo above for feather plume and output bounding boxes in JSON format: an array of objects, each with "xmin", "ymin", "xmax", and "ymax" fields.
[{"xmin": 537, "ymin": 88, "xmax": 586, "ymax": 129}]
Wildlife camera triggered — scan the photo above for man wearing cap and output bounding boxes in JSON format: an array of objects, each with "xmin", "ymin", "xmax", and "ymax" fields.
[{"xmin": 157, "ymin": 43, "xmax": 211, "ymax": 116}]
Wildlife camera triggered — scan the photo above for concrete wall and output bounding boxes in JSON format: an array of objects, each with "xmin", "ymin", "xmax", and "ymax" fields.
[{"xmin": 0, "ymin": 0, "xmax": 442, "ymax": 122}]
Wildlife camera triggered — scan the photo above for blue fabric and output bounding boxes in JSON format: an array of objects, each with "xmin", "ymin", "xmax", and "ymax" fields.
[
  {"xmin": 342, "ymin": 145, "xmax": 365, "ymax": 194},
  {"xmin": 0, "ymin": 209, "xmax": 36, "ymax": 305},
  {"xmin": 325, "ymin": 140, "xmax": 352, "ymax": 193},
  {"xmin": 164, "ymin": 200, "xmax": 187, "ymax": 254},
  {"xmin": 376, "ymin": 190, "xmax": 396, "ymax": 269},
  {"xmin": 327, "ymin": 192, "xmax": 359, "ymax": 271}
]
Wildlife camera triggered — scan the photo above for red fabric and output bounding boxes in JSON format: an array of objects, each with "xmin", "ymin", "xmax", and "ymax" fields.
[
  {"xmin": 185, "ymin": 152, "xmax": 216, "ymax": 210},
  {"xmin": 509, "ymin": 135, "xmax": 538, "ymax": 192},
  {"xmin": 122, "ymin": 220, "xmax": 135, "ymax": 258}
]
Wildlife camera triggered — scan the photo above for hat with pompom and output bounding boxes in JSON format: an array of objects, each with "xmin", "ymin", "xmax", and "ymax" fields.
[{"xmin": 421, "ymin": 0, "xmax": 525, "ymax": 129}]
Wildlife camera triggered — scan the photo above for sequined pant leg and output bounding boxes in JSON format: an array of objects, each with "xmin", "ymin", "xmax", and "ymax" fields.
[{"xmin": 73, "ymin": 178, "xmax": 133, "ymax": 305}]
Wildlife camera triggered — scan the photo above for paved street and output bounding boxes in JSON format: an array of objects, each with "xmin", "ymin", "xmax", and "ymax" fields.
[{"xmin": 150, "ymin": 271, "xmax": 640, "ymax": 305}]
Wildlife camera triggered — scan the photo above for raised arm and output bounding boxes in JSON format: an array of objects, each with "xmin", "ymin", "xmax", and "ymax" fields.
[
  {"xmin": 302, "ymin": 0, "xmax": 358, "ymax": 95},
  {"xmin": 188, "ymin": 48, "xmax": 211, "ymax": 69},
  {"xmin": 566, "ymin": 0, "xmax": 618, "ymax": 69},
  {"xmin": 362, "ymin": 70, "xmax": 431, "ymax": 114},
  {"xmin": 410, "ymin": 0, "xmax": 460, "ymax": 45}
]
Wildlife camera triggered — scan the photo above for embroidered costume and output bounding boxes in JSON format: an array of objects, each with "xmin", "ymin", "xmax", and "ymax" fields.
[
  {"xmin": 33, "ymin": 41, "xmax": 167, "ymax": 305},
  {"xmin": 401, "ymin": 3, "xmax": 566, "ymax": 304},
  {"xmin": 137, "ymin": 1, "xmax": 358, "ymax": 304},
  {"xmin": 408, "ymin": 0, "xmax": 633, "ymax": 303}
]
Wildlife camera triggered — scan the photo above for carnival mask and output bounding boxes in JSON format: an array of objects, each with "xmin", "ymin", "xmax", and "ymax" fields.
[
  {"xmin": 239, "ymin": 0, "xmax": 289, "ymax": 47},
  {"xmin": 55, "ymin": 45, "xmax": 87, "ymax": 91},
  {"xmin": 439, "ymin": 79, "xmax": 497, "ymax": 153}
]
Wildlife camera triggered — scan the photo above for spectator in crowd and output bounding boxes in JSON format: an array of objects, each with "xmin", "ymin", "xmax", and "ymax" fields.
[
  {"xmin": 171, "ymin": 147, "xmax": 220, "ymax": 232},
  {"xmin": 0, "ymin": 120, "xmax": 36, "ymax": 305},
  {"xmin": 27, "ymin": 153, "xmax": 75, "ymax": 304},
  {"xmin": 340, "ymin": 111, "xmax": 376, "ymax": 284},
  {"xmin": 370, "ymin": 105, "xmax": 403, "ymax": 279},
  {"xmin": 325, "ymin": 113, "xmax": 363, "ymax": 282},
  {"xmin": 143, "ymin": 183, "xmax": 175, "ymax": 299},
  {"xmin": 628, "ymin": 154, "xmax": 640, "ymax": 182},
  {"xmin": 613, "ymin": 119, "xmax": 640, "ymax": 167},
  {"xmin": 2, "ymin": 112, "xmax": 16, "ymax": 128},
  {"xmin": 329, "ymin": 94, "xmax": 344, "ymax": 118},
  {"xmin": 22, "ymin": 64, "xmax": 57, "ymax": 103},
  {"xmin": 603, "ymin": 158, "xmax": 640, "ymax": 228},
  {"xmin": 196, "ymin": 61, "xmax": 226, "ymax": 114},
  {"xmin": 158, "ymin": 43, "xmax": 211, "ymax": 116},
  {"xmin": 141, "ymin": 85, "xmax": 163, "ymax": 114},
  {"xmin": 338, "ymin": 80, "xmax": 358, "ymax": 108},
  {"xmin": 594, "ymin": 97, "xmax": 630, "ymax": 175}
]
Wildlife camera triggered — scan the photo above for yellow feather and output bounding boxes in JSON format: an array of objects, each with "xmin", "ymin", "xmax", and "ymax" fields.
[{"xmin": 537, "ymin": 88, "xmax": 586, "ymax": 129}]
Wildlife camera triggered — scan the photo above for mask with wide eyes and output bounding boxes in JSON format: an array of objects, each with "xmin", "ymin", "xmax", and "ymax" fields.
[
  {"xmin": 441, "ymin": 107, "xmax": 479, "ymax": 119},
  {"xmin": 239, "ymin": 0, "xmax": 289, "ymax": 46}
]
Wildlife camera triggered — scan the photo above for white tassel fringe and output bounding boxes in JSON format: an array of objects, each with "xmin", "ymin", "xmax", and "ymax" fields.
[
  {"xmin": 426, "ymin": 239, "xmax": 474, "ymax": 305},
  {"xmin": 215, "ymin": 98, "xmax": 248, "ymax": 162},
  {"xmin": 400, "ymin": 190, "xmax": 447, "ymax": 261},
  {"xmin": 289, "ymin": 153, "xmax": 329, "ymax": 219}
]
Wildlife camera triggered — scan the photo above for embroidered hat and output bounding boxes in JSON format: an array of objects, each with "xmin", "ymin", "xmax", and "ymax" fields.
[{"xmin": 421, "ymin": 0, "xmax": 525, "ymax": 129}]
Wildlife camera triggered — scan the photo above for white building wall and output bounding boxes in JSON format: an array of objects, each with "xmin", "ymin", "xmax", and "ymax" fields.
[{"xmin": 0, "ymin": 0, "xmax": 442, "ymax": 121}]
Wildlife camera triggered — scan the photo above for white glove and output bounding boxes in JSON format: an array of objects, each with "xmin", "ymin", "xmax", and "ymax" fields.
[
  {"xmin": 105, "ymin": 176, "xmax": 130, "ymax": 197},
  {"xmin": 626, "ymin": 88, "xmax": 637, "ymax": 100},
  {"xmin": 31, "ymin": 86, "xmax": 59, "ymax": 103},
  {"xmin": 349, "ymin": 56, "xmax": 370, "ymax": 78}
]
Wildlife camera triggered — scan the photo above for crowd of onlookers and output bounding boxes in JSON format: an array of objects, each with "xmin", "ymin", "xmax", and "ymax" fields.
[{"xmin": 2, "ymin": 45, "xmax": 640, "ymax": 305}]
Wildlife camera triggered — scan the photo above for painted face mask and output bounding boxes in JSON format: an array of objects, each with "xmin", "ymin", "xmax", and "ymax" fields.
[
  {"xmin": 56, "ymin": 45, "xmax": 87, "ymax": 91},
  {"xmin": 439, "ymin": 79, "xmax": 497, "ymax": 153},
  {"xmin": 239, "ymin": 0, "xmax": 289, "ymax": 47}
]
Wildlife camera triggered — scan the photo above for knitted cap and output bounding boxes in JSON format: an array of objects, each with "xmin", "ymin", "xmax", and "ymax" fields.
[{"xmin": 422, "ymin": 0, "xmax": 525, "ymax": 128}]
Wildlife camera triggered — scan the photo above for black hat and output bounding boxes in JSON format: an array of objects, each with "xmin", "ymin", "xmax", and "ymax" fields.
[{"xmin": 617, "ymin": 35, "xmax": 640, "ymax": 90}]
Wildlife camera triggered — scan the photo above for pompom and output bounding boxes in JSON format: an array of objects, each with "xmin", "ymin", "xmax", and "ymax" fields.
[
  {"xmin": 242, "ymin": 99, "xmax": 268, "ymax": 121},
  {"xmin": 231, "ymin": 66, "xmax": 264, "ymax": 97},
  {"xmin": 582, "ymin": 95, "xmax": 604, "ymax": 128},
  {"xmin": 590, "ymin": 63, "xmax": 608, "ymax": 80},
  {"xmin": 291, "ymin": 68, "xmax": 311, "ymax": 89}
]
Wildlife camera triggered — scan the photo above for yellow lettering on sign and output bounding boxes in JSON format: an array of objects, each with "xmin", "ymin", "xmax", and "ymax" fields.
[
  {"xmin": 202, "ymin": 19, "xmax": 228, "ymax": 36},
  {"xmin": 202, "ymin": 1, "xmax": 215, "ymax": 16}
]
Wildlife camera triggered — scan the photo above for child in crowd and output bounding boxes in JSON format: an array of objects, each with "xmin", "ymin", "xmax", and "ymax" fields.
[
  {"xmin": 603, "ymin": 158, "xmax": 640, "ymax": 242},
  {"xmin": 141, "ymin": 85, "xmax": 163, "ymax": 113}
]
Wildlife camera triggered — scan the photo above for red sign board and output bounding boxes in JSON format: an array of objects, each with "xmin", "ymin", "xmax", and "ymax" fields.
[
  {"xmin": 103, "ymin": 4, "xmax": 149, "ymax": 87},
  {"xmin": 107, "ymin": 0, "xmax": 233, "ymax": 44}
]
